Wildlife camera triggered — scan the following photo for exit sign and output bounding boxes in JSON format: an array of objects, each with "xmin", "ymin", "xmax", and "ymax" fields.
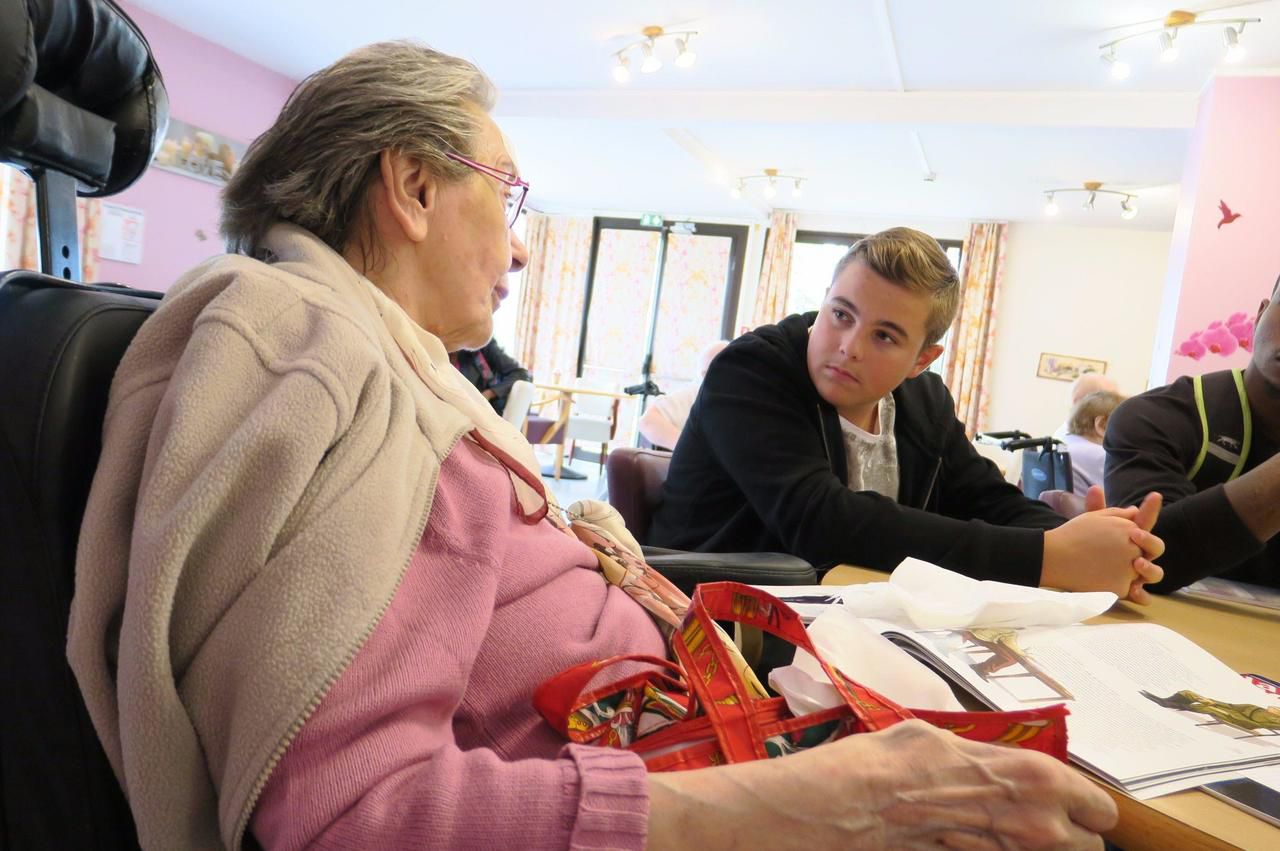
[{"xmin": 639, "ymin": 213, "xmax": 663, "ymax": 227}]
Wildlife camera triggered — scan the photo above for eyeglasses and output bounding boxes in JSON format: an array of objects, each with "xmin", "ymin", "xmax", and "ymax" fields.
[{"xmin": 445, "ymin": 152, "xmax": 529, "ymax": 228}]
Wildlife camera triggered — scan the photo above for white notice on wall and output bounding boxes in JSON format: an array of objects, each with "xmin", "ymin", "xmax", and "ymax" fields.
[{"xmin": 100, "ymin": 203, "xmax": 145, "ymax": 264}]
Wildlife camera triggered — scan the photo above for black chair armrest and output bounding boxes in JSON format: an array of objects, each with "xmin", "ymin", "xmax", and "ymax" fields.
[{"xmin": 640, "ymin": 550, "xmax": 815, "ymax": 597}]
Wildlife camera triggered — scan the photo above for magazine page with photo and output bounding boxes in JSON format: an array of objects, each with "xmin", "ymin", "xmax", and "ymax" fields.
[{"xmin": 869, "ymin": 620, "xmax": 1280, "ymax": 798}]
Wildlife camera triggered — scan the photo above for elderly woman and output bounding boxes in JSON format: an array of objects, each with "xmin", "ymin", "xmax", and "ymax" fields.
[
  {"xmin": 68, "ymin": 42, "xmax": 1115, "ymax": 850},
  {"xmin": 1062, "ymin": 390, "xmax": 1125, "ymax": 496}
]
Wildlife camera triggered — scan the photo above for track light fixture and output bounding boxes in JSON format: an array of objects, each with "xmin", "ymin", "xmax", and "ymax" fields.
[
  {"xmin": 1101, "ymin": 48, "xmax": 1130, "ymax": 80},
  {"xmin": 1098, "ymin": 9, "xmax": 1261, "ymax": 78},
  {"xmin": 640, "ymin": 40, "xmax": 662, "ymax": 74},
  {"xmin": 1041, "ymin": 182, "xmax": 1138, "ymax": 220},
  {"xmin": 674, "ymin": 36, "xmax": 697, "ymax": 68},
  {"xmin": 611, "ymin": 25, "xmax": 698, "ymax": 83},
  {"xmin": 1223, "ymin": 25, "xmax": 1246, "ymax": 63},
  {"xmin": 729, "ymin": 168, "xmax": 806, "ymax": 202},
  {"xmin": 611, "ymin": 55, "xmax": 631, "ymax": 83}
]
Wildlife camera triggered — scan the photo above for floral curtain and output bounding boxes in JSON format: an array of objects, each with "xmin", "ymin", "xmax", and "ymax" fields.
[
  {"xmin": 1, "ymin": 164, "xmax": 102, "ymax": 279},
  {"xmin": 943, "ymin": 221, "xmax": 1008, "ymax": 436},
  {"xmin": 515, "ymin": 212, "xmax": 593, "ymax": 383},
  {"xmin": 750, "ymin": 209, "xmax": 797, "ymax": 328}
]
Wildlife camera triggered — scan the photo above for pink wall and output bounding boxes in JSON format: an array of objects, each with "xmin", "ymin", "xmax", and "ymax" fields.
[
  {"xmin": 96, "ymin": 3, "xmax": 297, "ymax": 291},
  {"xmin": 1154, "ymin": 75, "xmax": 1280, "ymax": 384}
]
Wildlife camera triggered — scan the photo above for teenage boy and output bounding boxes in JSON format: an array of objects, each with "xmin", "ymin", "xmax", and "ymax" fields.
[
  {"xmin": 650, "ymin": 228, "xmax": 1163, "ymax": 602},
  {"xmin": 1106, "ymin": 276, "xmax": 1280, "ymax": 591}
]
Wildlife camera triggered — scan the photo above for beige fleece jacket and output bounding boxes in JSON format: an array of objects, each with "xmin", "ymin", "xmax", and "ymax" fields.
[{"xmin": 67, "ymin": 223, "xmax": 523, "ymax": 849}]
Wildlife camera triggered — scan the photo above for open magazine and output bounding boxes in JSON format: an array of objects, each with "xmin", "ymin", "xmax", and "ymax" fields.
[
  {"xmin": 862, "ymin": 619, "xmax": 1280, "ymax": 799},
  {"xmin": 1178, "ymin": 577, "xmax": 1280, "ymax": 612}
]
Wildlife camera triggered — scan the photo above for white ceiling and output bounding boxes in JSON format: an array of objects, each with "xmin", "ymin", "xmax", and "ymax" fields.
[{"xmin": 130, "ymin": 0, "xmax": 1280, "ymax": 229}]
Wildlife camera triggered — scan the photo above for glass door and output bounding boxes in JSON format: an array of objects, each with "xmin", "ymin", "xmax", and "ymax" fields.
[{"xmin": 577, "ymin": 218, "xmax": 747, "ymax": 444}]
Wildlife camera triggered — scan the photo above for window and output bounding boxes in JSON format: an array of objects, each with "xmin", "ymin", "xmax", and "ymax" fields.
[{"xmin": 786, "ymin": 230, "xmax": 964, "ymax": 376}]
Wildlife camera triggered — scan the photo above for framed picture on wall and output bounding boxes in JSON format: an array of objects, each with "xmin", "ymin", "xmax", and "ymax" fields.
[
  {"xmin": 1036, "ymin": 352, "xmax": 1107, "ymax": 382},
  {"xmin": 152, "ymin": 118, "xmax": 247, "ymax": 186}
]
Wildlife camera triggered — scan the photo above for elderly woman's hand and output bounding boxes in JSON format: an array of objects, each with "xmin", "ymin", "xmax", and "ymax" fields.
[{"xmin": 646, "ymin": 720, "xmax": 1116, "ymax": 850}]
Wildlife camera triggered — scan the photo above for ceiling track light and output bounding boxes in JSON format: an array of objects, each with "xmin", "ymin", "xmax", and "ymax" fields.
[
  {"xmin": 674, "ymin": 36, "xmax": 697, "ymax": 68},
  {"xmin": 729, "ymin": 167, "xmax": 807, "ymax": 202},
  {"xmin": 640, "ymin": 40, "xmax": 662, "ymax": 74},
  {"xmin": 1040, "ymin": 181, "xmax": 1139, "ymax": 220},
  {"xmin": 610, "ymin": 25, "xmax": 698, "ymax": 82},
  {"xmin": 1101, "ymin": 48, "xmax": 1131, "ymax": 80},
  {"xmin": 1097, "ymin": 9, "xmax": 1261, "ymax": 77},
  {"xmin": 611, "ymin": 55, "xmax": 631, "ymax": 83},
  {"xmin": 1223, "ymin": 25, "xmax": 1246, "ymax": 63}
]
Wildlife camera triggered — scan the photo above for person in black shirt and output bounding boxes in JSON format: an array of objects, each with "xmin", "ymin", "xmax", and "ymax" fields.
[
  {"xmin": 450, "ymin": 338, "xmax": 531, "ymax": 415},
  {"xmin": 1106, "ymin": 275, "xmax": 1280, "ymax": 591},
  {"xmin": 650, "ymin": 227, "xmax": 1164, "ymax": 601}
]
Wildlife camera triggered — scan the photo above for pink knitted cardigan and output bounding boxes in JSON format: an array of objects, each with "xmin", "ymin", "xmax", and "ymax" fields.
[{"xmin": 251, "ymin": 438, "xmax": 665, "ymax": 849}]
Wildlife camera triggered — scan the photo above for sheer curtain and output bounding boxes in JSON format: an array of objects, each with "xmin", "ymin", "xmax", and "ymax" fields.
[
  {"xmin": 514, "ymin": 212, "xmax": 593, "ymax": 382},
  {"xmin": 943, "ymin": 221, "xmax": 1008, "ymax": 436},
  {"xmin": 1, "ymin": 164, "xmax": 102, "ymax": 279},
  {"xmin": 750, "ymin": 209, "xmax": 797, "ymax": 328}
]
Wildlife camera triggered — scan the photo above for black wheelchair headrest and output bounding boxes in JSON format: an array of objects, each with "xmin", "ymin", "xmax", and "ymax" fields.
[{"xmin": 0, "ymin": 0, "xmax": 168, "ymax": 196}]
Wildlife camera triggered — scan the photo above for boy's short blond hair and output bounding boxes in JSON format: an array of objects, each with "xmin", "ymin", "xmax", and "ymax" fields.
[{"xmin": 831, "ymin": 227, "xmax": 960, "ymax": 346}]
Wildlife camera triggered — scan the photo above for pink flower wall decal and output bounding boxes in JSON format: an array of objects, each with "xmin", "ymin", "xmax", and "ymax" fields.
[
  {"xmin": 1175, "ymin": 309, "xmax": 1257, "ymax": 359},
  {"xmin": 1226, "ymin": 312, "xmax": 1254, "ymax": 351},
  {"xmin": 1176, "ymin": 331, "xmax": 1207, "ymax": 360},
  {"xmin": 1201, "ymin": 324, "xmax": 1239, "ymax": 356}
]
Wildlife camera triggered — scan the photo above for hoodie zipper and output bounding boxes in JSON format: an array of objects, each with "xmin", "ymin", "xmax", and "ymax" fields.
[
  {"xmin": 230, "ymin": 427, "xmax": 466, "ymax": 847},
  {"xmin": 920, "ymin": 457, "xmax": 942, "ymax": 510},
  {"xmin": 817, "ymin": 403, "xmax": 833, "ymax": 467},
  {"xmin": 823, "ymin": 399, "xmax": 944, "ymax": 508}
]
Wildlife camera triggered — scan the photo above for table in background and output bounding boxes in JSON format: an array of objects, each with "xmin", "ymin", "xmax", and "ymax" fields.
[{"xmin": 823, "ymin": 564, "xmax": 1280, "ymax": 851}]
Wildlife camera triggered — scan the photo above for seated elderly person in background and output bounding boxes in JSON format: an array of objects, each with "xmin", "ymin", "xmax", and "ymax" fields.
[
  {"xmin": 637, "ymin": 340, "xmax": 729, "ymax": 450},
  {"xmin": 1053, "ymin": 371, "xmax": 1119, "ymax": 440},
  {"xmin": 67, "ymin": 42, "xmax": 1117, "ymax": 851},
  {"xmin": 450, "ymin": 336, "xmax": 531, "ymax": 415},
  {"xmin": 1060, "ymin": 390, "xmax": 1124, "ymax": 496}
]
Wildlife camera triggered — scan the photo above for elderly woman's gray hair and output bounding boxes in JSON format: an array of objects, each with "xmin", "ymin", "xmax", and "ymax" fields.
[
  {"xmin": 221, "ymin": 41, "xmax": 496, "ymax": 260},
  {"xmin": 1068, "ymin": 390, "xmax": 1124, "ymax": 437}
]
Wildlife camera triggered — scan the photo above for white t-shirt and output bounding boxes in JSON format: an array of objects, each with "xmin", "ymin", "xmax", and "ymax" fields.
[{"xmin": 839, "ymin": 395, "xmax": 900, "ymax": 501}]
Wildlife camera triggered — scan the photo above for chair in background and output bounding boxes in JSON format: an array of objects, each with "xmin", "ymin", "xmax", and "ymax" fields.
[
  {"xmin": 605, "ymin": 447, "xmax": 816, "ymax": 596},
  {"xmin": 1, "ymin": 0, "xmax": 168, "ymax": 847},
  {"xmin": 565, "ymin": 387, "xmax": 620, "ymax": 473},
  {"xmin": 1038, "ymin": 489, "xmax": 1086, "ymax": 519},
  {"xmin": 524, "ymin": 388, "xmax": 570, "ymax": 478},
  {"xmin": 501, "ymin": 378, "xmax": 536, "ymax": 430},
  {"xmin": 605, "ymin": 447, "xmax": 672, "ymax": 543}
]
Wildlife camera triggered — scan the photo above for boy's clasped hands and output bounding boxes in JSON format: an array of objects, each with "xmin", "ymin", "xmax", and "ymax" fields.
[{"xmin": 1041, "ymin": 487, "xmax": 1164, "ymax": 604}]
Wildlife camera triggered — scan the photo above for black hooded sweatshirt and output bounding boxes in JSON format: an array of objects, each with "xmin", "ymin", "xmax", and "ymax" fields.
[{"xmin": 649, "ymin": 312, "xmax": 1063, "ymax": 585}]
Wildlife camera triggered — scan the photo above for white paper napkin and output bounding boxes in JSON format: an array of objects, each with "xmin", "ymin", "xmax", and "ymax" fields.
[{"xmin": 836, "ymin": 557, "xmax": 1116, "ymax": 630}]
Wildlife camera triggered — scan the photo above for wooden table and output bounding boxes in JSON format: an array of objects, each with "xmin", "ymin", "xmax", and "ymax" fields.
[
  {"xmin": 530, "ymin": 383, "xmax": 631, "ymax": 478},
  {"xmin": 823, "ymin": 565, "xmax": 1280, "ymax": 851}
]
